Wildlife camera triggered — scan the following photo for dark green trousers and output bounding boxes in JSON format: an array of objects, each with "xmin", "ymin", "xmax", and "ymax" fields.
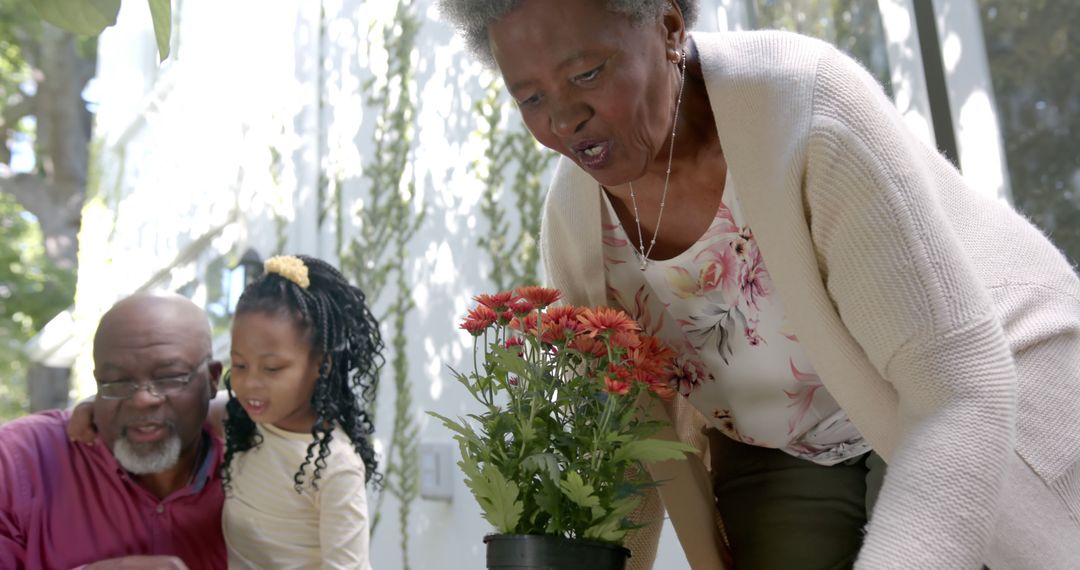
[{"xmin": 708, "ymin": 430, "xmax": 887, "ymax": 570}]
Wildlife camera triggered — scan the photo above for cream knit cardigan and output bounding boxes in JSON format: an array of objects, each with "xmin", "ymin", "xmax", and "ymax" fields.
[{"xmin": 540, "ymin": 31, "xmax": 1080, "ymax": 569}]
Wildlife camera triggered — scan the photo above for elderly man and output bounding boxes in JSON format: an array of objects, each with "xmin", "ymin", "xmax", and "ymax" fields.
[{"xmin": 0, "ymin": 293, "xmax": 226, "ymax": 569}]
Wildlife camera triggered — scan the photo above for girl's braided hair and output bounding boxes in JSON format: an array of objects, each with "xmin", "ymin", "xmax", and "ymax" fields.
[{"xmin": 222, "ymin": 255, "xmax": 383, "ymax": 492}]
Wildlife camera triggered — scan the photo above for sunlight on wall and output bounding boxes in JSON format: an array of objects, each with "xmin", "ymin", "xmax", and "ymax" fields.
[
  {"xmin": 941, "ymin": 30, "xmax": 962, "ymax": 71},
  {"xmin": 713, "ymin": 0, "xmax": 752, "ymax": 32},
  {"xmin": 934, "ymin": 0, "xmax": 1010, "ymax": 201},
  {"xmin": 878, "ymin": 0, "xmax": 935, "ymax": 147},
  {"xmin": 424, "ymin": 337, "xmax": 443, "ymax": 400},
  {"xmin": 957, "ymin": 90, "xmax": 1006, "ymax": 200}
]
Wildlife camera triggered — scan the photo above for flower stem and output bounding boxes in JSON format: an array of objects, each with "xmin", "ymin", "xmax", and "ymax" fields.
[{"xmin": 589, "ymin": 392, "xmax": 616, "ymax": 486}]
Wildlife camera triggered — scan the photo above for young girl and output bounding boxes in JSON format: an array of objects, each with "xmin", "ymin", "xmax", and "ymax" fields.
[
  {"xmin": 70, "ymin": 254, "xmax": 383, "ymax": 569},
  {"xmin": 222, "ymin": 254, "xmax": 382, "ymax": 569}
]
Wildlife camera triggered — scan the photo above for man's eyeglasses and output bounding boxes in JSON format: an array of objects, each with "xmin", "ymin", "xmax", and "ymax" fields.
[{"xmin": 97, "ymin": 357, "xmax": 210, "ymax": 400}]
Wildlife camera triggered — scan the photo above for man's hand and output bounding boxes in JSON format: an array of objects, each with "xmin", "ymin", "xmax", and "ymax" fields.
[
  {"xmin": 66, "ymin": 399, "xmax": 98, "ymax": 445},
  {"xmin": 85, "ymin": 555, "xmax": 189, "ymax": 569}
]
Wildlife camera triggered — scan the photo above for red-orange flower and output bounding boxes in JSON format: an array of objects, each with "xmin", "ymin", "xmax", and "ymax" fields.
[
  {"xmin": 504, "ymin": 336, "xmax": 525, "ymax": 357},
  {"xmin": 540, "ymin": 306, "xmax": 585, "ymax": 343},
  {"xmin": 460, "ymin": 305, "xmax": 498, "ymax": 335},
  {"xmin": 509, "ymin": 312, "xmax": 539, "ymax": 335},
  {"xmin": 610, "ymin": 331, "xmax": 642, "ymax": 351},
  {"xmin": 628, "ymin": 336, "xmax": 678, "ymax": 400},
  {"xmin": 646, "ymin": 379, "xmax": 677, "ymax": 400},
  {"xmin": 602, "ymin": 365, "xmax": 634, "ymax": 396},
  {"xmin": 539, "ymin": 322, "xmax": 571, "ymax": 345},
  {"xmin": 577, "ymin": 306, "xmax": 640, "ymax": 338},
  {"xmin": 474, "ymin": 291, "xmax": 517, "ymax": 311},
  {"xmin": 460, "ymin": 318, "xmax": 489, "ymax": 336},
  {"xmin": 604, "ymin": 376, "xmax": 631, "ymax": 395},
  {"xmin": 631, "ymin": 336, "xmax": 676, "ymax": 378},
  {"xmin": 544, "ymin": 305, "xmax": 585, "ymax": 325},
  {"xmin": 466, "ymin": 305, "xmax": 498, "ymax": 324},
  {"xmin": 569, "ymin": 335, "xmax": 608, "ymax": 358},
  {"xmin": 509, "ymin": 299, "xmax": 537, "ymax": 316},
  {"xmin": 515, "ymin": 286, "xmax": 561, "ymax": 307}
]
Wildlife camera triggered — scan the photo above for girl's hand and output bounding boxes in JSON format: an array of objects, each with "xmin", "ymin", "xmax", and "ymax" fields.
[{"xmin": 67, "ymin": 398, "xmax": 98, "ymax": 444}]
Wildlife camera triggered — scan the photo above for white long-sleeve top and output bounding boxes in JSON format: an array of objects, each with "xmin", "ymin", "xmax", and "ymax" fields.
[
  {"xmin": 223, "ymin": 423, "xmax": 372, "ymax": 570},
  {"xmin": 541, "ymin": 30, "xmax": 1080, "ymax": 570}
]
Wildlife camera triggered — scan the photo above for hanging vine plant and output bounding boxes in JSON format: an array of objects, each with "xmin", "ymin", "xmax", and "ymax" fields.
[
  {"xmin": 338, "ymin": 1, "xmax": 424, "ymax": 569},
  {"xmin": 474, "ymin": 78, "xmax": 554, "ymax": 290}
]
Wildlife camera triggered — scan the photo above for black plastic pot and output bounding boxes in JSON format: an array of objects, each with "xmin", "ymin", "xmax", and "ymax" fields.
[{"xmin": 484, "ymin": 534, "xmax": 631, "ymax": 570}]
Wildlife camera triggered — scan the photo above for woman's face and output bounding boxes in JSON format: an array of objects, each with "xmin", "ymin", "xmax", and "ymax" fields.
[{"xmin": 488, "ymin": 0, "xmax": 684, "ymax": 188}]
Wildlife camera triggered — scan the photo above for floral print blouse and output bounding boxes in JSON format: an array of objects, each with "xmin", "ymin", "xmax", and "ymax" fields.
[{"xmin": 601, "ymin": 176, "xmax": 869, "ymax": 465}]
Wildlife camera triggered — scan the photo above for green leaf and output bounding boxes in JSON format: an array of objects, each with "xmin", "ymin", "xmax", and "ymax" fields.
[
  {"xmin": 486, "ymin": 346, "xmax": 532, "ymax": 380},
  {"xmin": 32, "ymin": 0, "xmax": 120, "ymax": 36},
  {"xmin": 612, "ymin": 439, "xmax": 697, "ymax": 464},
  {"xmin": 584, "ymin": 496, "xmax": 640, "ymax": 542},
  {"xmin": 535, "ymin": 477, "xmax": 564, "ymax": 531},
  {"xmin": 147, "ymin": 0, "xmax": 171, "ymax": 61},
  {"xmin": 472, "ymin": 466, "xmax": 524, "ymax": 533},
  {"xmin": 559, "ymin": 471, "xmax": 600, "ymax": 510},
  {"xmin": 521, "ymin": 453, "xmax": 561, "ymax": 482},
  {"xmin": 457, "ymin": 447, "xmax": 482, "ymax": 481},
  {"xmin": 427, "ymin": 411, "xmax": 482, "ymax": 445}
]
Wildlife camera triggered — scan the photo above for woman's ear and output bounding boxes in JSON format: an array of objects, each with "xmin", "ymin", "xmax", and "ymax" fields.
[{"xmin": 662, "ymin": 0, "xmax": 687, "ymax": 54}]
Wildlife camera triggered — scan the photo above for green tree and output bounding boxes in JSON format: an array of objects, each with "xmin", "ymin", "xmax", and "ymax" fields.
[
  {"xmin": 0, "ymin": 0, "xmax": 89, "ymax": 414},
  {"xmin": 0, "ymin": 0, "xmax": 176, "ymax": 416},
  {"xmin": 0, "ymin": 193, "xmax": 75, "ymax": 421},
  {"xmin": 978, "ymin": 0, "xmax": 1079, "ymax": 266}
]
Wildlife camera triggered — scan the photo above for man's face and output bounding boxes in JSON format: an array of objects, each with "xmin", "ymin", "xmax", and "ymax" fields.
[{"xmin": 92, "ymin": 297, "xmax": 221, "ymax": 474}]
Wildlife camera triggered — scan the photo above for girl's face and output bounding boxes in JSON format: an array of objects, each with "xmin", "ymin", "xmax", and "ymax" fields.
[{"xmin": 229, "ymin": 311, "xmax": 321, "ymax": 433}]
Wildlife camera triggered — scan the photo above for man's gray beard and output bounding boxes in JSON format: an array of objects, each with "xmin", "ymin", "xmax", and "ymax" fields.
[{"xmin": 111, "ymin": 426, "xmax": 183, "ymax": 475}]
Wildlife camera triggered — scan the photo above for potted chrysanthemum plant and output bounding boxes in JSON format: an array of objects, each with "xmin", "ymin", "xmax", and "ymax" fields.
[{"xmin": 429, "ymin": 286, "xmax": 695, "ymax": 570}]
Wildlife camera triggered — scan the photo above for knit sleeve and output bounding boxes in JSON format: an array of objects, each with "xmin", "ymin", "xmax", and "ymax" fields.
[
  {"xmin": 540, "ymin": 159, "xmax": 609, "ymax": 306},
  {"xmin": 805, "ymin": 46, "xmax": 1016, "ymax": 568},
  {"xmin": 540, "ymin": 179, "xmax": 575, "ymax": 297},
  {"xmin": 624, "ymin": 396, "xmax": 730, "ymax": 570}
]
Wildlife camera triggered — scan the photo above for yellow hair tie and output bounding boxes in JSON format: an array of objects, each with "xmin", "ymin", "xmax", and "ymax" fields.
[{"xmin": 264, "ymin": 255, "xmax": 310, "ymax": 289}]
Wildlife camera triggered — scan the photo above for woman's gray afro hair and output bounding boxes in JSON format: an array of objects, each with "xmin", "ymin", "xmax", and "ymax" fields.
[{"xmin": 438, "ymin": 0, "xmax": 699, "ymax": 68}]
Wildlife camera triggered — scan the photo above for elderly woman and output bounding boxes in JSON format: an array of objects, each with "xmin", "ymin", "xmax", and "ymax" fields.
[{"xmin": 439, "ymin": 1, "xmax": 1080, "ymax": 568}]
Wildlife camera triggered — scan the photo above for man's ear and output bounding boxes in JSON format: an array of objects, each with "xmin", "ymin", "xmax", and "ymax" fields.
[{"xmin": 207, "ymin": 360, "xmax": 224, "ymax": 395}]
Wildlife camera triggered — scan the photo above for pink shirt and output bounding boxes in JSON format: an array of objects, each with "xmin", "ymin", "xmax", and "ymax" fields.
[{"xmin": 0, "ymin": 410, "xmax": 226, "ymax": 569}]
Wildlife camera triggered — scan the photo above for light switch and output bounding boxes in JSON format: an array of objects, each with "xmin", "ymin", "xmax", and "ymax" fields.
[{"xmin": 419, "ymin": 442, "xmax": 454, "ymax": 502}]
